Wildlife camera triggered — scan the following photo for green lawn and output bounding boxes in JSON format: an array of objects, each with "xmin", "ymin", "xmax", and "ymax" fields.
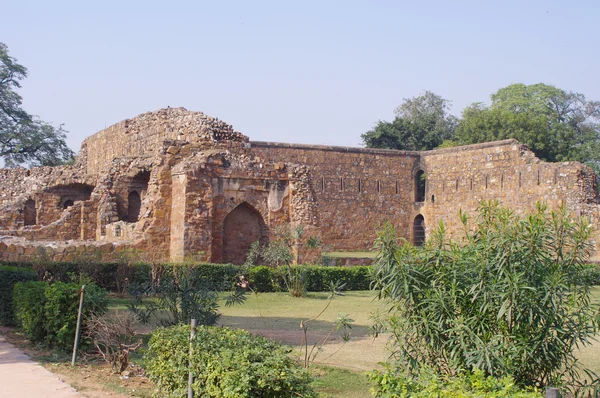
[
  {"xmin": 322, "ymin": 251, "xmax": 377, "ymax": 259},
  {"xmin": 108, "ymin": 287, "xmax": 600, "ymax": 397}
]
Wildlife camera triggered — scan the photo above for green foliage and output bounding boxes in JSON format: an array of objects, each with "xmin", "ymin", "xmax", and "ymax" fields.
[
  {"xmin": 303, "ymin": 265, "xmax": 371, "ymax": 291},
  {"xmin": 13, "ymin": 281, "xmax": 47, "ymax": 341},
  {"xmin": 362, "ymin": 91, "xmax": 457, "ymax": 151},
  {"xmin": 146, "ymin": 324, "xmax": 316, "ymax": 397},
  {"xmin": 0, "ymin": 266, "xmax": 37, "ymax": 325},
  {"xmin": 372, "ymin": 201, "xmax": 598, "ymax": 392},
  {"xmin": 13, "ymin": 281, "xmax": 107, "ymax": 350},
  {"xmin": 0, "ymin": 42, "xmax": 74, "ymax": 167},
  {"xmin": 580, "ymin": 263, "xmax": 600, "ymax": 285},
  {"xmin": 128, "ymin": 265, "xmax": 221, "ymax": 327},
  {"xmin": 4, "ymin": 260, "xmax": 372, "ymax": 294},
  {"xmin": 368, "ymin": 365, "xmax": 540, "ymax": 398},
  {"xmin": 247, "ymin": 265, "xmax": 281, "ymax": 292},
  {"xmin": 456, "ymin": 83, "xmax": 600, "ymax": 174}
]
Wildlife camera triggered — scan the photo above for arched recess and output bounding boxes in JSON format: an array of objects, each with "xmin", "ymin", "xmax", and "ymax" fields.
[
  {"xmin": 24, "ymin": 199, "xmax": 37, "ymax": 226},
  {"xmin": 413, "ymin": 214, "xmax": 425, "ymax": 246},
  {"xmin": 128, "ymin": 191, "xmax": 142, "ymax": 222},
  {"xmin": 63, "ymin": 199, "xmax": 74, "ymax": 209},
  {"xmin": 415, "ymin": 169, "xmax": 426, "ymax": 202},
  {"xmin": 222, "ymin": 202, "xmax": 268, "ymax": 265}
]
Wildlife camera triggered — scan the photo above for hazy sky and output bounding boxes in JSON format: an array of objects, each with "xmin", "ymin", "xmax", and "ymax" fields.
[{"xmin": 2, "ymin": 0, "xmax": 599, "ymax": 153}]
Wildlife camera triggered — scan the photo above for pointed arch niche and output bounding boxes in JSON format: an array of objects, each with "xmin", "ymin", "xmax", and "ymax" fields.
[
  {"xmin": 413, "ymin": 214, "xmax": 425, "ymax": 246},
  {"xmin": 222, "ymin": 202, "xmax": 268, "ymax": 265}
]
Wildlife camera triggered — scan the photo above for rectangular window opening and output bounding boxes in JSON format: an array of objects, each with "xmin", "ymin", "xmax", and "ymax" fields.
[{"xmin": 340, "ymin": 177, "xmax": 344, "ymax": 192}]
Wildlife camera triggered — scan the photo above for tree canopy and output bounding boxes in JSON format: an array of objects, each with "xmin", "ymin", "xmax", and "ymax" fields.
[
  {"xmin": 0, "ymin": 43, "xmax": 74, "ymax": 167},
  {"xmin": 364, "ymin": 84, "xmax": 600, "ymax": 174},
  {"xmin": 361, "ymin": 91, "xmax": 457, "ymax": 151},
  {"xmin": 456, "ymin": 83, "xmax": 600, "ymax": 170}
]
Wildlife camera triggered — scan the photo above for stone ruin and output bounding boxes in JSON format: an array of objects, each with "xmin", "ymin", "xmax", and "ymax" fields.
[{"xmin": 1, "ymin": 107, "xmax": 599, "ymax": 264}]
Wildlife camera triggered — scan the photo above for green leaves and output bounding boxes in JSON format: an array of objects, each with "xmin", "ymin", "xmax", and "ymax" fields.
[
  {"xmin": 0, "ymin": 42, "xmax": 74, "ymax": 167},
  {"xmin": 146, "ymin": 325, "xmax": 317, "ymax": 397},
  {"xmin": 372, "ymin": 201, "xmax": 599, "ymax": 393}
]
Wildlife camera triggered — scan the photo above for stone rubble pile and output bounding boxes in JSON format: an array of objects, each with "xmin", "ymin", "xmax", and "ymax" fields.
[{"xmin": 123, "ymin": 107, "xmax": 248, "ymax": 143}]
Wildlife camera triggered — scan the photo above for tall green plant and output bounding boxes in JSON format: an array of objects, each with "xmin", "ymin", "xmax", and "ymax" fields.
[{"xmin": 371, "ymin": 201, "xmax": 598, "ymax": 393}]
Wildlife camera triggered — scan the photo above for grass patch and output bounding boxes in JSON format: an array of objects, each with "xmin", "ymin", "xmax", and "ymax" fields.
[
  {"xmin": 323, "ymin": 251, "xmax": 377, "ymax": 258},
  {"xmin": 311, "ymin": 365, "xmax": 372, "ymax": 397}
]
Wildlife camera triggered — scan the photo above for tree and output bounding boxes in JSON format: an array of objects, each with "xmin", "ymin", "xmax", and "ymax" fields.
[
  {"xmin": 0, "ymin": 43, "xmax": 74, "ymax": 167},
  {"xmin": 371, "ymin": 201, "xmax": 599, "ymax": 394},
  {"xmin": 456, "ymin": 83, "xmax": 600, "ymax": 173},
  {"xmin": 362, "ymin": 91, "xmax": 457, "ymax": 151}
]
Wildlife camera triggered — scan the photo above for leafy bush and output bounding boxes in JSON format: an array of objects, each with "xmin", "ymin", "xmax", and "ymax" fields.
[
  {"xmin": 247, "ymin": 265, "xmax": 280, "ymax": 292},
  {"xmin": 580, "ymin": 263, "xmax": 600, "ymax": 285},
  {"xmin": 146, "ymin": 324, "xmax": 316, "ymax": 397},
  {"xmin": 13, "ymin": 281, "xmax": 47, "ymax": 340},
  {"xmin": 0, "ymin": 266, "xmax": 37, "ymax": 326},
  {"xmin": 128, "ymin": 265, "xmax": 221, "ymax": 327},
  {"xmin": 368, "ymin": 365, "xmax": 540, "ymax": 398},
  {"xmin": 13, "ymin": 281, "xmax": 107, "ymax": 349},
  {"xmin": 4, "ymin": 260, "xmax": 373, "ymax": 293},
  {"xmin": 303, "ymin": 265, "xmax": 371, "ymax": 291},
  {"xmin": 372, "ymin": 201, "xmax": 599, "ymax": 392}
]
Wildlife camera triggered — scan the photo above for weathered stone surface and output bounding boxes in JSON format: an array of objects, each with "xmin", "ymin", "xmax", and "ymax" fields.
[{"xmin": 0, "ymin": 108, "xmax": 599, "ymax": 264}]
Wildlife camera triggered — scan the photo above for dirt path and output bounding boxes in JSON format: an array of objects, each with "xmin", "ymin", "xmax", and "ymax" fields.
[{"xmin": 0, "ymin": 335, "xmax": 81, "ymax": 397}]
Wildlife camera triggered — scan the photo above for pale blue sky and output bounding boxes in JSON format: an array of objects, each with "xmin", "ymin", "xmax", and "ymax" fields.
[{"xmin": 2, "ymin": 0, "xmax": 599, "ymax": 153}]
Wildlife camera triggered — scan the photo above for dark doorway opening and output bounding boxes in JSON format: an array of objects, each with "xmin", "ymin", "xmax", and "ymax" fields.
[
  {"xmin": 24, "ymin": 199, "xmax": 36, "ymax": 226},
  {"xmin": 413, "ymin": 215, "xmax": 425, "ymax": 246},
  {"xmin": 128, "ymin": 191, "xmax": 142, "ymax": 222}
]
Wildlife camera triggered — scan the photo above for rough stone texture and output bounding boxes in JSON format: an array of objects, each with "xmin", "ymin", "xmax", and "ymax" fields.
[{"xmin": 1, "ymin": 108, "xmax": 599, "ymax": 264}]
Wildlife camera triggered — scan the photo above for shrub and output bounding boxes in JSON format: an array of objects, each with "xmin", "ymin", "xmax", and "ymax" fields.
[
  {"xmin": 85, "ymin": 312, "xmax": 142, "ymax": 373},
  {"xmin": 44, "ymin": 282, "xmax": 108, "ymax": 349},
  {"xmin": 13, "ymin": 281, "xmax": 107, "ymax": 349},
  {"xmin": 13, "ymin": 281, "xmax": 47, "ymax": 340},
  {"xmin": 247, "ymin": 265, "xmax": 280, "ymax": 292},
  {"xmin": 368, "ymin": 365, "xmax": 540, "ymax": 398},
  {"xmin": 303, "ymin": 265, "xmax": 371, "ymax": 291},
  {"xmin": 129, "ymin": 265, "xmax": 221, "ymax": 327},
  {"xmin": 372, "ymin": 201, "xmax": 599, "ymax": 392},
  {"xmin": 0, "ymin": 266, "xmax": 37, "ymax": 326},
  {"xmin": 146, "ymin": 324, "xmax": 316, "ymax": 397}
]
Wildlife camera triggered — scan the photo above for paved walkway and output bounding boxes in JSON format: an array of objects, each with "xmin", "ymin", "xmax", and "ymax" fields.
[{"xmin": 0, "ymin": 335, "xmax": 81, "ymax": 397}]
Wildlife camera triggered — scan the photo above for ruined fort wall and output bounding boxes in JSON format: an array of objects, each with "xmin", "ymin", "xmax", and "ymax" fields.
[
  {"xmin": 81, "ymin": 108, "xmax": 246, "ymax": 175},
  {"xmin": 250, "ymin": 142, "xmax": 420, "ymax": 251},
  {"xmin": 422, "ymin": 140, "xmax": 600, "ymax": 254}
]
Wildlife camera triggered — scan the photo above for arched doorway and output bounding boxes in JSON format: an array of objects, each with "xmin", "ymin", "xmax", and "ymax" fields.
[
  {"xmin": 24, "ymin": 199, "xmax": 36, "ymax": 226},
  {"xmin": 222, "ymin": 202, "xmax": 267, "ymax": 265},
  {"xmin": 415, "ymin": 170, "xmax": 426, "ymax": 202},
  {"xmin": 413, "ymin": 215, "xmax": 425, "ymax": 246},
  {"xmin": 128, "ymin": 191, "xmax": 141, "ymax": 222}
]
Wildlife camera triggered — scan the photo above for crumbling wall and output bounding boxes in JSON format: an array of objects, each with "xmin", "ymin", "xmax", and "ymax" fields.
[
  {"xmin": 82, "ymin": 107, "xmax": 248, "ymax": 175},
  {"xmin": 422, "ymin": 140, "xmax": 600, "ymax": 258},
  {"xmin": 250, "ymin": 142, "xmax": 419, "ymax": 251}
]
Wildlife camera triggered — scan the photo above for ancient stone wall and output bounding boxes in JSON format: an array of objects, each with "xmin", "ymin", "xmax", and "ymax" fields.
[
  {"xmin": 82, "ymin": 107, "xmax": 247, "ymax": 175},
  {"xmin": 2, "ymin": 108, "xmax": 599, "ymax": 264},
  {"xmin": 250, "ymin": 142, "xmax": 420, "ymax": 251}
]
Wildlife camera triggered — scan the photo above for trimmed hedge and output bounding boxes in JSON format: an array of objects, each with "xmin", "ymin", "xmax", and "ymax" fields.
[
  {"xmin": 13, "ymin": 281, "xmax": 107, "ymax": 350},
  {"xmin": 2, "ymin": 261, "xmax": 374, "ymax": 293},
  {"xmin": 146, "ymin": 324, "xmax": 316, "ymax": 397},
  {"xmin": 0, "ymin": 266, "xmax": 38, "ymax": 326}
]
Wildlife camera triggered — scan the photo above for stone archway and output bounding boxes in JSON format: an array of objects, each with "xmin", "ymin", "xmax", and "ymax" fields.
[
  {"xmin": 413, "ymin": 214, "xmax": 425, "ymax": 246},
  {"xmin": 222, "ymin": 202, "xmax": 267, "ymax": 265}
]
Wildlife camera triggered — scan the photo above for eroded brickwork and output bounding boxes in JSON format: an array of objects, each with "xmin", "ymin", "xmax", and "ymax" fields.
[{"xmin": 1, "ymin": 108, "xmax": 599, "ymax": 264}]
